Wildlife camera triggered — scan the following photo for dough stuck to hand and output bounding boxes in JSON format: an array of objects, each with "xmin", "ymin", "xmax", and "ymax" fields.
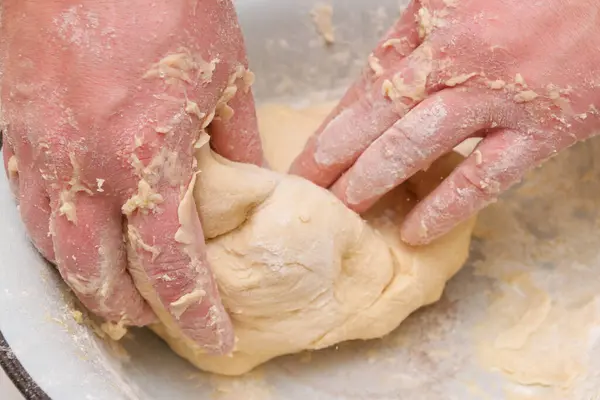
[{"xmin": 151, "ymin": 104, "xmax": 476, "ymax": 376}]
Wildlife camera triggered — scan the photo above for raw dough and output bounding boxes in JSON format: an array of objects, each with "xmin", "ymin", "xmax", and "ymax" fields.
[{"xmin": 152, "ymin": 104, "xmax": 476, "ymax": 376}]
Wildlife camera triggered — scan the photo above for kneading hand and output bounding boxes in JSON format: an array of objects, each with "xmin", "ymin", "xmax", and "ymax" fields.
[
  {"xmin": 291, "ymin": 0, "xmax": 600, "ymax": 245},
  {"xmin": 1, "ymin": 0, "xmax": 262, "ymax": 353}
]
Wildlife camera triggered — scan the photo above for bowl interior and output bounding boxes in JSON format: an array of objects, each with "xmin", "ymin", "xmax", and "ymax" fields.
[{"xmin": 3, "ymin": 1, "xmax": 600, "ymax": 399}]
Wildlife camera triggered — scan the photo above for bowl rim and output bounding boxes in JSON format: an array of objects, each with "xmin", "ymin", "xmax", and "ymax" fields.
[{"xmin": 0, "ymin": 329, "xmax": 51, "ymax": 400}]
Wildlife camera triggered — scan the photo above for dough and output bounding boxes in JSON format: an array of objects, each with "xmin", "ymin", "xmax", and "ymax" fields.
[{"xmin": 151, "ymin": 104, "xmax": 476, "ymax": 376}]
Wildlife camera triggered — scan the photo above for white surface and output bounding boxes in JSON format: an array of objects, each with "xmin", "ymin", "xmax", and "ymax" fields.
[{"xmin": 0, "ymin": 369, "xmax": 24, "ymax": 400}]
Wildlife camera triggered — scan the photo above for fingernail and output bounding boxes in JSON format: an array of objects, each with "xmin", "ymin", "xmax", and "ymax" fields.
[{"xmin": 400, "ymin": 219, "xmax": 432, "ymax": 246}]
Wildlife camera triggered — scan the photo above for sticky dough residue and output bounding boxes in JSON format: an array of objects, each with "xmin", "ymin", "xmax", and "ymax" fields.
[
  {"xmin": 59, "ymin": 152, "xmax": 94, "ymax": 223},
  {"xmin": 382, "ymin": 44, "xmax": 433, "ymax": 108},
  {"xmin": 143, "ymin": 49, "xmax": 217, "ymax": 87},
  {"xmin": 7, "ymin": 155, "xmax": 19, "ymax": 176},
  {"xmin": 311, "ymin": 3, "xmax": 335, "ymax": 45},
  {"xmin": 476, "ymin": 273, "xmax": 599, "ymax": 389}
]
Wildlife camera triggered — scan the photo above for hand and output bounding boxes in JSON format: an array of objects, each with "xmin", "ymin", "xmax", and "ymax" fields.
[
  {"xmin": 290, "ymin": 0, "xmax": 600, "ymax": 245},
  {"xmin": 1, "ymin": 0, "xmax": 262, "ymax": 353}
]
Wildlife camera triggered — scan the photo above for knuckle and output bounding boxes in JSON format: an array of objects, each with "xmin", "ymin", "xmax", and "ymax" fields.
[
  {"xmin": 454, "ymin": 164, "xmax": 501, "ymax": 198},
  {"xmin": 383, "ymin": 123, "xmax": 429, "ymax": 166},
  {"xmin": 355, "ymin": 89, "xmax": 378, "ymax": 115}
]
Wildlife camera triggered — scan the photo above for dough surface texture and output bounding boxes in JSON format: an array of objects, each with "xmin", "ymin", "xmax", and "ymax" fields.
[{"xmin": 151, "ymin": 104, "xmax": 476, "ymax": 376}]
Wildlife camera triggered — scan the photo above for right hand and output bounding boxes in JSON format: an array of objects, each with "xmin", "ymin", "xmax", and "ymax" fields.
[
  {"xmin": 1, "ymin": 0, "xmax": 262, "ymax": 353},
  {"xmin": 290, "ymin": 0, "xmax": 600, "ymax": 245}
]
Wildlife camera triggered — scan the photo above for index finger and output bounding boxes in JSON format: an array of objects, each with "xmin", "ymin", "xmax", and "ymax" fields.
[{"xmin": 125, "ymin": 175, "xmax": 234, "ymax": 354}]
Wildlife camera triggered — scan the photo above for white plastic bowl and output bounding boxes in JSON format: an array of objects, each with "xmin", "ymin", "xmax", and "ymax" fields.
[{"xmin": 3, "ymin": 1, "xmax": 600, "ymax": 399}]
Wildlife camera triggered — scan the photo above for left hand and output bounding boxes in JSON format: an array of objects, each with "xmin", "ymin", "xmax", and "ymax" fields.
[
  {"xmin": 290, "ymin": 0, "xmax": 600, "ymax": 245},
  {"xmin": 1, "ymin": 0, "xmax": 262, "ymax": 353}
]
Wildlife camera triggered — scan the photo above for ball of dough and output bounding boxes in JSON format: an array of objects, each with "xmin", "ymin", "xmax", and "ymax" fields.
[{"xmin": 150, "ymin": 105, "xmax": 476, "ymax": 376}]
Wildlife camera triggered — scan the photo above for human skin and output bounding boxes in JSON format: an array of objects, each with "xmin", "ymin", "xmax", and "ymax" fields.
[
  {"xmin": 290, "ymin": 0, "xmax": 600, "ymax": 245},
  {"xmin": 0, "ymin": 0, "xmax": 263, "ymax": 354}
]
